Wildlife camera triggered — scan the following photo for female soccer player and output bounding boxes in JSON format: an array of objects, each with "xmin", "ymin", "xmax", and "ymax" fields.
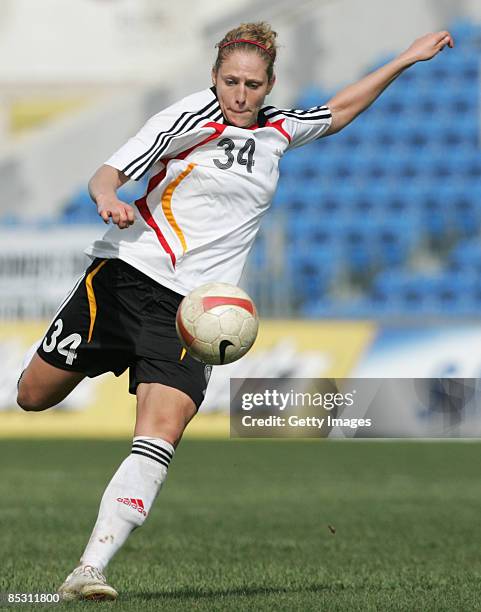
[{"xmin": 16, "ymin": 22, "xmax": 453, "ymax": 600}]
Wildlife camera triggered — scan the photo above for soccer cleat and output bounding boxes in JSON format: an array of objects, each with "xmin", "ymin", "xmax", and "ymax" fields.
[{"xmin": 58, "ymin": 565, "xmax": 118, "ymax": 601}]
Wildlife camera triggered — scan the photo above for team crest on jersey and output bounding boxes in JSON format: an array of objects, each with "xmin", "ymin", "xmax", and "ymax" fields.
[{"xmin": 204, "ymin": 365, "xmax": 213, "ymax": 385}]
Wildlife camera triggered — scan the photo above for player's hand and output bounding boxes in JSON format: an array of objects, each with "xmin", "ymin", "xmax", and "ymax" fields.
[
  {"xmin": 96, "ymin": 195, "xmax": 135, "ymax": 230},
  {"xmin": 400, "ymin": 31, "xmax": 454, "ymax": 64}
]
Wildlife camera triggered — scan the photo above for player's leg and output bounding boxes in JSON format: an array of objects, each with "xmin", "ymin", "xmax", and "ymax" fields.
[
  {"xmin": 16, "ymin": 260, "xmax": 110, "ymax": 411},
  {"xmin": 17, "ymin": 353, "xmax": 85, "ymax": 411},
  {"xmin": 78, "ymin": 383, "xmax": 195, "ymax": 565},
  {"xmin": 134, "ymin": 381, "xmax": 197, "ymax": 445},
  {"xmin": 59, "ymin": 383, "xmax": 197, "ymax": 601},
  {"xmin": 58, "ymin": 268, "xmax": 206, "ymax": 600},
  {"xmin": 18, "ymin": 258, "xmax": 129, "ymax": 414}
]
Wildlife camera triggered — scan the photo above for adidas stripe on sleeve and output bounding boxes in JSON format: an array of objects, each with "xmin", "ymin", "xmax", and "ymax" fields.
[
  {"xmin": 263, "ymin": 104, "xmax": 332, "ymax": 150},
  {"xmin": 106, "ymin": 91, "xmax": 224, "ymax": 181}
]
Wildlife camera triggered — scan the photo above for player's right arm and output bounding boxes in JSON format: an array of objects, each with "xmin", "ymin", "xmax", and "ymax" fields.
[
  {"xmin": 88, "ymin": 164, "xmax": 135, "ymax": 230},
  {"xmin": 90, "ymin": 90, "xmax": 218, "ymax": 229}
]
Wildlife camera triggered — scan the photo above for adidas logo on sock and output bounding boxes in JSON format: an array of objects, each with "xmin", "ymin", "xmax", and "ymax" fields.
[{"xmin": 116, "ymin": 497, "xmax": 147, "ymax": 516}]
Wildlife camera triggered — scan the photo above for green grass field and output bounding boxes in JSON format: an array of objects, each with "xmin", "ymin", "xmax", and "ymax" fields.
[{"xmin": 2, "ymin": 439, "xmax": 481, "ymax": 611}]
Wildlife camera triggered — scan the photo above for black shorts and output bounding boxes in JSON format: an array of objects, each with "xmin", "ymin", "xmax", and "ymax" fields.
[{"xmin": 37, "ymin": 258, "xmax": 211, "ymax": 408}]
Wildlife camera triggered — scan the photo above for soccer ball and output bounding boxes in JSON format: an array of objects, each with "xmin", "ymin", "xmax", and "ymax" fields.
[{"xmin": 175, "ymin": 282, "xmax": 259, "ymax": 365}]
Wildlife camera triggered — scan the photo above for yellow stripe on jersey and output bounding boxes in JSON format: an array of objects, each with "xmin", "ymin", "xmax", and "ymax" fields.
[
  {"xmin": 161, "ymin": 163, "xmax": 195, "ymax": 253},
  {"xmin": 180, "ymin": 347, "xmax": 187, "ymax": 361},
  {"xmin": 86, "ymin": 259, "xmax": 108, "ymax": 343}
]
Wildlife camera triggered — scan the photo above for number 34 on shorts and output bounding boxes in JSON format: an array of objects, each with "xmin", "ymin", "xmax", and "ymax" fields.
[{"xmin": 42, "ymin": 318, "xmax": 82, "ymax": 366}]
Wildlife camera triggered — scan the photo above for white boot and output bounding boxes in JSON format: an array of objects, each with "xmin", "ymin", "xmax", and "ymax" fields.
[{"xmin": 58, "ymin": 565, "xmax": 118, "ymax": 601}]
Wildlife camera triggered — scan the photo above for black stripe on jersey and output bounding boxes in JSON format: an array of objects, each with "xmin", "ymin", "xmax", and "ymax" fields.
[
  {"xmin": 131, "ymin": 449, "xmax": 170, "ymax": 469},
  {"xmin": 264, "ymin": 110, "xmax": 332, "ymax": 122},
  {"xmin": 264, "ymin": 110, "xmax": 331, "ymax": 123},
  {"xmin": 125, "ymin": 99, "xmax": 222, "ymax": 179},
  {"xmin": 264, "ymin": 106, "xmax": 331, "ymax": 122},
  {"xmin": 264, "ymin": 104, "xmax": 331, "ymax": 116},
  {"xmin": 135, "ymin": 106, "xmax": 224, "ymax": 179},
  {"xmin": 138, "ymin": 105, "xmax": 223, "ymax": 176},
  {"xmin": 132, "ymin": 440, "xmax": 173, "ymax": 462},
  {"xmin": 256, "ymin": 107, "xmax": 268, "ymax": 128},
  {"xmin": 282, "ymin": 111, "xmax": 331, "ymax": 121},
  {"xmin": 287, "ymin": 109, "xmax": 330, "ymax": 117},
  {"xmin": 123, "ymin": 96, "xmax": 218, "ymax": 176},
  {"xmin": 269, "ymin": 110, "xmax": 331, "ymax": 122}
]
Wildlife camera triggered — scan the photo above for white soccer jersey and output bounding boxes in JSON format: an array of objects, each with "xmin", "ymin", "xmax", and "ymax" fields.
[{"xmin": 85, "ymin": 87, "xmax": 331, "ymax": 295}]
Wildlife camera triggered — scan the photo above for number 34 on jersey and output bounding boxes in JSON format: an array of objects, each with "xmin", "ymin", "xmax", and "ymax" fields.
[
  {"xmin": 213, "ymin": 138, "xmax": 255, "ymax": 173},
  {"xmin": 42, "ymin": 319, "xmax": 81, "ymax": 365}
]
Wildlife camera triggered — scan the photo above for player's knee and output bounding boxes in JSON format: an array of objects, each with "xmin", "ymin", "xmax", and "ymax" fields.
[
  {"xmin": 16, "ymin": 383, "xmax": 51, "ymax": 412},
  {"xmin": 135, "ymin": 383, "xmax": 197, "ymax": 445}
]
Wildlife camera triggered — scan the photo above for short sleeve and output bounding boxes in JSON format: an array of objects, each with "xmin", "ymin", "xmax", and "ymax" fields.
[
  {"xmin": 105, "ymin": 103, "xmax": 183, "ymax": 181},
  {"xmin": 264, "ymin": 105, "xmax": 332, "ymax": 150},
  {"xmin": 105, "ymin": 90, "xmax": 221, "ymax": 180}
]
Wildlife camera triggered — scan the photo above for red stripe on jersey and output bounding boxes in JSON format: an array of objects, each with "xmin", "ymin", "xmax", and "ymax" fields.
[
  {"xmin": 203, "ymin": 122, "xmax": 228, "ymax": 133},
  {"xmin": 175, "ymin": 122, "xmax": 228, "ymax": 160},
  {"xmin": 140, "ymin": 165, "xmax": 167, "ymax": 197},
  {"xmin": 147, "ymin": 167, "xmax": 167, "ymax": 192},
  {"xmin": 132, "ymin": 128, "xmax": 221, "ymax": 266},
  {"xmin": 176, "ymin": 307, "xmax": 195, "ymax": 346},
  {"xmin": 133, "ymin": 124, "xmax": 226, "ymax": 264},
  {"xmin": 202, "ymin": 296, "xmax": 255, "ymax": 315},
  {"xmin": 200, "ymin": 120, "xmax": 258, "ymax": 131},
  {"xmin": 135, "ymin": 167, "xmax": 177, "ymax": 269},
  {"xmin": 265, "ymin": 118, "xmax": 291, "ymax": 143},
  {"xmin": 195, "ymin": 119, "xmax": 291, "ymax": 141}
]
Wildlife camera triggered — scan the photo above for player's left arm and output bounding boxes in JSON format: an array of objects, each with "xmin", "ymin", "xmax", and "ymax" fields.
[{"xmin": 325, "ymin": 31, "xmax": 454, "ymax": 135}]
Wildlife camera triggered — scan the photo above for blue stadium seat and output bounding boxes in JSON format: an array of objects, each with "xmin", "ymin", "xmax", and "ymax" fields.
[
  {"xmin": 295, "ymin": 86, "xmax": 331, "ymax": 110},
  {"xmin": 448, "ymin": 239, "xmax": 481, "ymax": 274},
  {"xmin": 271, "ymin": 181, "xmax": 291, "ymax": 209},
  {"xmin": 432, "ymin": 272, "xmax": 478, "ymax": 314},
  {"xmin": 289, "ymin": 243, "xmax": 344, "ymax": 303},
  {"xmin": 61, "ymin": 190, "xmax": 101, "ymax": 224}
]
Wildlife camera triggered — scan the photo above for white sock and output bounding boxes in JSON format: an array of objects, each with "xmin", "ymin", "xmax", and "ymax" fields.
[{"xmin": 80, "ymin": 436, "xmax": 174, "ymax": 571}]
